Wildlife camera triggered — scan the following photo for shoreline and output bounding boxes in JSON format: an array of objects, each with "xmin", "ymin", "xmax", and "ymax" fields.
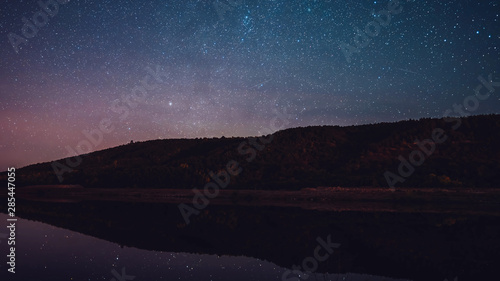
[{"xmin": 4, "ymin": 185, "xmax": 500, "ymax": 216}]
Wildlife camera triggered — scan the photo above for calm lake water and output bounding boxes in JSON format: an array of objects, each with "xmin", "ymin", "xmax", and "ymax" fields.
[{"xmin": 1, "ymin": 199, "xmax": 499, "ymax": 280}]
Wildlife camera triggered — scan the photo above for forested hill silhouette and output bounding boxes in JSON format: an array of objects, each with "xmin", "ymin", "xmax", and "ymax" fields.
[{"xmin": 4, "ymin": 114, "xmax": 500, "ymax": 189}]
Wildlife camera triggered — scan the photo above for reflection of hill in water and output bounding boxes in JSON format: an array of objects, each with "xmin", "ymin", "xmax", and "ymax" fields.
[{"xmin": 5, "ymin": 199, "xmax": 499, "ymax": 281}]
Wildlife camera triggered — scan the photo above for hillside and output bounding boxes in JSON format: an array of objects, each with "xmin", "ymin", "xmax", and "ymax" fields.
[{"xmin": 2, "ymin": 114, "xmax": 500, "ymax": 189}]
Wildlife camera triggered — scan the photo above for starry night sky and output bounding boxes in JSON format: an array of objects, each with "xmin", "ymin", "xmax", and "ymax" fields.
[{"xmin": 0, "ymin": 0, "xmax": 499, "ymax": 170}]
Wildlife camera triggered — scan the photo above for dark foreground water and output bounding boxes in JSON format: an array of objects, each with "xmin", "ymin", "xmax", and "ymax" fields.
[{"xmin": 1, "ymin": 199, "xmax": 499, "ymax": 280}]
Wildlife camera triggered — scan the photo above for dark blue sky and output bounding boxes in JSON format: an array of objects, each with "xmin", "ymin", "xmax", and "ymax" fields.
[{"xmin": 0, "ymin": 0, "xmax": 498, "ymax": 169}]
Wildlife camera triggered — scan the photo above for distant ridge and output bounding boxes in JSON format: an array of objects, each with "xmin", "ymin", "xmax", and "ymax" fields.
[{"xmin": 2, "ymin": 114, "xmax": 499, "ymax": 189}]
